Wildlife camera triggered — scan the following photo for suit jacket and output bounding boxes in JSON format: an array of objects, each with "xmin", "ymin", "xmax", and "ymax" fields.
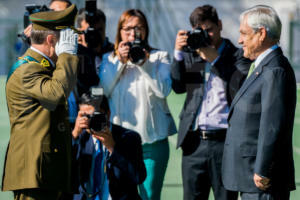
[
  {"xmin": 222, "ymin": 47, "xmax": 296, "ymax": 193},
  {"xmin": 72, "ymin": 124, "xmax": 146, "ymax": 200},
  {"xmin": 2, "ymin": 48, "xmax": 78, "ymax": 191},
  {"xmin": 171, "ymin": 39, "xmax": 250, "ymax": 148}
]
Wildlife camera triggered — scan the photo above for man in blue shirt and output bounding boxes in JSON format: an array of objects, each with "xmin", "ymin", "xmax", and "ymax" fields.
[
  {"xmin": 171, "ymin": 4, "xmax": 250, "ymax": 200},
  {"xmin": 71, "ymin": 92, "xmax": 146, "ymax": 200}
]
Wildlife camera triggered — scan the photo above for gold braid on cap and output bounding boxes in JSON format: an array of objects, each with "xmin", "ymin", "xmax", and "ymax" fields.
[{"xmin": 55, "ymin": 26, "xmax": 83, "ymax": 34}]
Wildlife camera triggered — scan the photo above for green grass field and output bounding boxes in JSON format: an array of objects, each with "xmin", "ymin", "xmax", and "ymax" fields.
[{"xmin": 0, "ymin": 75, "xmax": 299, "ymax": 199}]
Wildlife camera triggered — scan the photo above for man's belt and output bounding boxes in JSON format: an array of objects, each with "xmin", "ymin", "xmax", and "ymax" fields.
[{"xmin": 189, "ymin": 129, "xmax": 227, "ymax": 140}]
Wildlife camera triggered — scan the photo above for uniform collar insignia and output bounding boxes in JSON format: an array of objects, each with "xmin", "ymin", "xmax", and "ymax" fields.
[{"xmin": 40, "ymin": 58, "xmax": 50, "ymax": 68}]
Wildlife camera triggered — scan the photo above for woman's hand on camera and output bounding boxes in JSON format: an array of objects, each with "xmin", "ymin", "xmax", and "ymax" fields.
[
  {"xmin": 118, "ymin": 41, "xmax": 130, "ymax": 63},
  {"xmin": 72, "ymin": 111, "xmax": 89, "ymax": 139},
  {"xmin": 92, "ymin": 127, "xmax": 115, "ymax": 154}
]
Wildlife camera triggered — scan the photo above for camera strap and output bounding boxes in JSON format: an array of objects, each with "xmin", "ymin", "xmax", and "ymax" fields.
[
  {"xmin": 106, "ymin": 63, "xmax": 127, "ymax": 98},
  {"xmin": 6, "ymin": 56, "xmax": 38, "ymax": 83}
]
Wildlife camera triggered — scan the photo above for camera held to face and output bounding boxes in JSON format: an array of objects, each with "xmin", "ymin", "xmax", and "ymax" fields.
[
  {"xmin": 84, "ymin": 87, "xmax": 108, "ymax": 132},
  {"xmin": 23, "ymin": 4, "xmax": 49, "ymax": 29},
  {"xmin": 184, "ymin": 27, "xmax": 211, "ymax": 52},
  {"xmin": 84, "ymin": 112, "xmax": 108, "ymax": 132},
  {"xmin": 84, "ymin": 0, "xmax": 102, "ymax": 48},
  {"xmin": 18, "ymin": 4, "xmax": 49, "ymax": 45},
  {"xmin": 126, "ymin": 29, "xmax": 146, "ymax": 65}
]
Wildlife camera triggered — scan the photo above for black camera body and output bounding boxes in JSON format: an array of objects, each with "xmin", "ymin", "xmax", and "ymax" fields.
[
  {"xmin": 23, "ymin": 4, "xmax": 49, "ymax": 28},
  {"xmin": 184, "ymin": 27, "xmax": 211, "ymax": 52},
  {"xmin": 84, "ymin": 0, "xmax": 102, "ymax": 48},
  {"xmin": 126, "ymin": 30, "xmax": 146, "ymax": 65},
  {"xmin": 85, "ymin": 112, "xmax": 108, "ymax": 132},
  {"xmin": 19, "ymin": 4, "xmax": 49, "ymax": 45},
  {"xmin": 84, "ymin": 28, "xmax": 102, "ymax": 49},
  {"xmin": 127, "ymin": 39, "xmax": 146, "ymax": 64},
  {"xmin": 84, "ymin": 87, "xmax": 108, "ymax": 132}
]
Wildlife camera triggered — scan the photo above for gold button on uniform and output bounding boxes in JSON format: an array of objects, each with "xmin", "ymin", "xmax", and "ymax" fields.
[{"xmin": 54, "ymin": 148, "xmax": 58, "ymax": 153}]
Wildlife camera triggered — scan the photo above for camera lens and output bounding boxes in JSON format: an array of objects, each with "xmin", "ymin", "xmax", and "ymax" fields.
[
  {"xmin": 185, "ymin": 28, "xmax": 210, "ymax": 51},
  {"xmin": 89, "ymin": 112, "xmax": 107, "ymax": 132},
  {"xmin": 129, "ymin": 45, "xmax": 146, "ymax": 64}
]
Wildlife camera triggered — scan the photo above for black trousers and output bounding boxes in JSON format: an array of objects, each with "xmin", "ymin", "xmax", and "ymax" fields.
[
  {"xmin": 241, "ymin": 191, "xmax": 290, "ymax": 200},
  {"xmin": 181, "ymin": 131, "xmax": 238, "ymax": 200},
  {"xmin": 14, "ymin": 189, "xmax": 62, "ymax": 200}
]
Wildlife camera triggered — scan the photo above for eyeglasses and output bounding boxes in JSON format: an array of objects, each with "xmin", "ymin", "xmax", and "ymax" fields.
[{"xmin": 121, "ymin": 26, "xmax": 144, "ymax": 33}]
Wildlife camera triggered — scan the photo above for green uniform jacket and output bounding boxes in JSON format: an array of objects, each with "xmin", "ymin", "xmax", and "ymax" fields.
[{"xmin": 2, "ymin": 48, "xmax": 78, "ymax": 192}]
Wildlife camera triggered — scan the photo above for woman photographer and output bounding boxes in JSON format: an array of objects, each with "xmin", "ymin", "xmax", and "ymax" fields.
[{"xmin": 99, "ymin": 9, "xmax": 176, "ymax": 200}]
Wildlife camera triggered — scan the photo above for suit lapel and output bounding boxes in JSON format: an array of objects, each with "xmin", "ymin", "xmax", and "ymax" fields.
[{"xmin": 228, "ymin": 48, "xmax": 283, "ymax": 119}]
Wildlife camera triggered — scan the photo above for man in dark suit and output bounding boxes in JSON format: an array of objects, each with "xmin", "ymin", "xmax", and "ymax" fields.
[
  {"xmin": 171, "ymin": 5, "xmax": 250, "ymax": 200},
  {"xmin": 71, "ymin": 92, "xmax": 146, "ymax": 200},
  {"xmin": 222, "ymin": 5, "xmax": 296, "ymax": 200}
]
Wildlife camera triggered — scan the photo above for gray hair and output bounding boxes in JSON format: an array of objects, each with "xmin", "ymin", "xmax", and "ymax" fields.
[
  {"xmin": 240, "ymin": 5, "xmax": 282, "ymax": 42},
  {"xmin": 30, "ymin": 28, "xmax": 60, "ymax": 44}
]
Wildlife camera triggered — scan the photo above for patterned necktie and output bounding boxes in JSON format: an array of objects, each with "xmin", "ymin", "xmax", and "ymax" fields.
[{"xmin": 247, "ymin": 62, "xmax": 256, "ymax": 79}]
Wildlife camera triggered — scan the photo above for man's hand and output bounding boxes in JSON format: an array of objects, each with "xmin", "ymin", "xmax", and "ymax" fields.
[
  {"xmin": 253, "ymin": 173, "xmax": 271, "ymax": 190},
  {"xmin": 196, "ymin": 46, "xmax": 219, "ymax": 63},
  {"xmin": 24, "ymin": 24, "xmax": 32, "ymax": 38},
  {"xmin": 72, "ymin": 111, "xmax": 89, "ymax": 139},
  {"xmin": 78, "ymin": 33, "xmax": 88, "ymax": 48},
  {"xmin": 92, "ymin": 127, "xmax": 115, "ymax": 154},
  {"xmin": 175, "ymin": 30, "xmax": 188, "ymax": 51},
  {"xmin": 55, "ymin": 28, "xmax": 78, "ymax": 56}
]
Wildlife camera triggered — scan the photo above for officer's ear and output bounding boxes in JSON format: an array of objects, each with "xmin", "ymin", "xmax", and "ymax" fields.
[{"xmin": 46, "ymin": 34, "xmax": 57, "ymax": 47}]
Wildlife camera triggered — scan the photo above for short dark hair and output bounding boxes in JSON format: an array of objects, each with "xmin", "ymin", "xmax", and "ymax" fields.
[
  {"xmin": 189, "ymin": 5, "xmax": 219, "ymax": 27},
  {"xmin": 30, "ymin": 29, "xmax": 60, "ymax": 44},
  {"xmin": 49, "ymin": 0, "xmax": 72, "ymax": 7},
  {"xmin": 79, "ymin": 92, "xmax": 109, "ymax": 113},
  {"xmin": 76, "ymin": 8, "xmax": 106, "ymax": 28}
]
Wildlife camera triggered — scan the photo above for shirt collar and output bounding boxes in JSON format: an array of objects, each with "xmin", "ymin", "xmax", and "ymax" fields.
[
  {"xmin": 254, "ymin": 44, "xmax": 278, "ymax": 68},
  {"xmin": 30, "ymin": 46, "xmax": 55, "ymax": 67}
]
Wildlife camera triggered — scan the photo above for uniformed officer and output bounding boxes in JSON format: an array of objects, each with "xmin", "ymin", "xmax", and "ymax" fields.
[{"xmin": 2, "ymin": 4, "xmax": 79, "ymax": 200}]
